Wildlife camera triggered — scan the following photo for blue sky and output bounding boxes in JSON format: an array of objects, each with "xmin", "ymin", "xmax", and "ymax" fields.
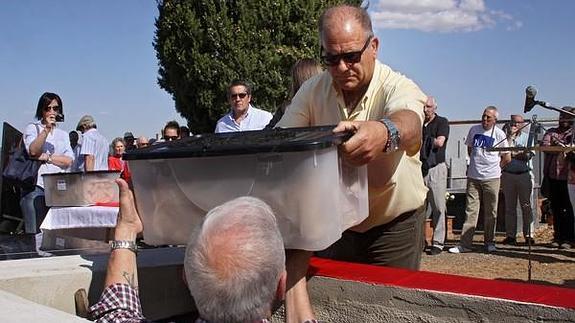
[{"xmin": 1, "ymin": 0, "xmax": 574, "ymax": 142}]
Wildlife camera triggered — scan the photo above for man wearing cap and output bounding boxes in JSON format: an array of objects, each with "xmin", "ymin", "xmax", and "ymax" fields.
[
  {"xmin": 123, "ymin": 132, "xmax": 136, "ymax": 151},
  {"xmin": 76, "ymin": 115, "xmax": 109, "ymax": 171}
]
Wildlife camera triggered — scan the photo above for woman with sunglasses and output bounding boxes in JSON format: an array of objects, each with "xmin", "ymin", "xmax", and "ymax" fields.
[{"xmin": 20, "ymin": 92, "xmax": 74, "ymax": 234}]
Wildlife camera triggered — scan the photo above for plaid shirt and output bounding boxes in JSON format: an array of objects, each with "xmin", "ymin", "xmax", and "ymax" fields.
[{"xmin": 89, "ymin": 283, "xmax": 319, "ymax": 323}]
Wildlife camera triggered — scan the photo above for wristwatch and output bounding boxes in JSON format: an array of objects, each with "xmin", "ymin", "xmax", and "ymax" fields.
[
  {"xmin": 380, "ymin": 118, "xmax": 400, "ymax": 153},
  {"xmin": 110, "ymin": 240, "xmax": 138, "ymax": 254}
]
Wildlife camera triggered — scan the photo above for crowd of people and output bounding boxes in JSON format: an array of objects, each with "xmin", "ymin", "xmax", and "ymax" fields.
[
  {"xmin": 11, "ymin": 3, "xmax": 574, "ymax": 323},
  {"xmin": 18, "ymin": 94, "xmax": 191, "ymax": 234}
]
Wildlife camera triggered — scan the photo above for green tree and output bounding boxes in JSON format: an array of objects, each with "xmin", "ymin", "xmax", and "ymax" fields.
[{"xmin": 154, "ymin": 0, "xmax": 360, "ymax": 133}]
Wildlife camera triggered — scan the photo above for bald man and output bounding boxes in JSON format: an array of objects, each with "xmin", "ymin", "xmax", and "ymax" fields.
[
  {"xmin": 277, "ymin": 4, "xmax": 428, "ymax": 322},
  {"xmin": 421, "ymin": 96, "xmax": 450, "ymax": 255}
]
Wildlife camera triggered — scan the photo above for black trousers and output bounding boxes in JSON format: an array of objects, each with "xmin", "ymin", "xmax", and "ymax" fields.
[
  {"xmin": 315, "ymin": 207, "xmax": 425, "ymax": 270},
  {"xmin": 549, "ymin": 179, "xmax": 575, "ymax": 242}
]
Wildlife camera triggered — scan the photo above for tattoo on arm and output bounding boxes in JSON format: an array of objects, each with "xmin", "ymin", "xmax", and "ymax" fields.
[{"xmin": 122, "ymin": 271, "xmax": 137, "ymax": 289}]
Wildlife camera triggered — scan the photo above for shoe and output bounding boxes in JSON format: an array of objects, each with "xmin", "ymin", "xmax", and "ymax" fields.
[
  {"xmin": 429, "ymin": 246, "xmax": 443, "ymax": 255},
  {"xmin": 550, "ymin": 241, "xmax": 561, "ymax": 248},
  {"xmin": 502, "ymin": 237, "xmax": 517, "ymax": 245},
  {"xmin": 524, "ymin": 237, "xmax": 535, "ymax": 245},
  {"xmin": 448, "ymin": 245, "xmax": 472, "ymax": 254},
  {"xmin": 559, "ymin": 242, "xmax": 572, "ymax": 250},
  {"xmin": 485, "ymin": 243, "xmax": 497, "ymax": 253}
]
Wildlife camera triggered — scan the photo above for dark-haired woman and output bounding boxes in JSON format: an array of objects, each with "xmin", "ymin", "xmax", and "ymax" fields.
[{"xmin": 21, "ymin": 92, "xmax": 74, "ymax": 233}]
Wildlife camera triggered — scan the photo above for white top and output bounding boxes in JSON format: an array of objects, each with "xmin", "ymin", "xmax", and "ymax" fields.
[
  {"xmin": 214, "ymin": 104, "xmax": 273, "ymax": 133},
  {"xmin": 79, "ymin": 128, "xmax": 109, "ymax": 171},
  {"xmin": 23, "ymin": 121, "xmax": 74, "ymax": 188},
  {"xmin": 466, "ymin": 124, "xmax": 509, "ymax": 180}
]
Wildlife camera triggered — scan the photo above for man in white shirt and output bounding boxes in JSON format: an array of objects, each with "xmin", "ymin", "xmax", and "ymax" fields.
[
  {"xmin": 449, "ymin": 106, "xmax": 511, "ymax": 254},
  {"xmin": 215, "ymin": 80, "xmax": 272, "ymax": 133},
  {"xmin": 76, "ymin": 115, "xmax": 109, "ymax": 171}
]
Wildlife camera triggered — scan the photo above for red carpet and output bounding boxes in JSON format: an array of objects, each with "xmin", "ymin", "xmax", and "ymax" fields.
[{"xmin": 308, "ymin": 257, "xmax": 575, "ymax": 309}]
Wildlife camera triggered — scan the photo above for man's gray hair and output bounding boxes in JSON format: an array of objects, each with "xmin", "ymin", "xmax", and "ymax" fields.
[
  {"xmin": 485, "ymin": 105, "xmax": 499, "ymax": 119},
  {"xmin": 185, "ymin": 197, "xmax": 285, "ymax": 323}
]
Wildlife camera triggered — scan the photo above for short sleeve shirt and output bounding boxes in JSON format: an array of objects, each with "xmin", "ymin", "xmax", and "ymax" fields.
[
  {"xmin": 276, "ymin": 60, "xmax": 428, "ymax": 230},
  {"xmin": 465, "ymin": 124, "xmax": 509, "ymax": 180},
  {"xmin": 422, "ymin": 115, "xmax": 450, "ymax": 164},
  {"xmin": 23, "ymin": 121, "xmax": 74, "ymax": 188},
  {"xmin": 80, "ymin": 128, "xmax": 109, "ymax": 171}
]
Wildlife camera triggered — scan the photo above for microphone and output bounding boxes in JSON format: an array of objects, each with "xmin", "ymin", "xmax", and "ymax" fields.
[{"xmin": 524, "ymin": 86, "xmax": 537, "ymax": 113}]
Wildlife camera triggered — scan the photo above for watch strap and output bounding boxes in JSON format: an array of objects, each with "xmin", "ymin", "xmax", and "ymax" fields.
[
  {"xmin": 380, "ymin": 118, "xmax": 400, "ymax": 153},
  {"xmin": 110, "ymin": 240, "xmax": 138, "ymax": 254}
]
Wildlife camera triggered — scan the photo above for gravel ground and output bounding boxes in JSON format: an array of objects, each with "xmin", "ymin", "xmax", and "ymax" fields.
[{"xmin": 420, "ymin": 224, "xmax": 575, "ymax": 288}]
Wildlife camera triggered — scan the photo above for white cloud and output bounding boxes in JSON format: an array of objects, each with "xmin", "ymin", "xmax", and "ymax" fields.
[{"xmin": 369, "ymin": 0, "xmax": 521, "ymax": 33}]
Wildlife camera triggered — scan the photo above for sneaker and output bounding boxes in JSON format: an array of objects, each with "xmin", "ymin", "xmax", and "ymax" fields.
[
  {"xmin": 559, "ymin": 242, "xmax": 572, "ymax": 250},
  {"xmin": 429, "ymin": 246, "xmax": 443, "ymax": 255},
  {"xmin": 485, "ymin": 243, "xmax": 497, "ymax": 253},
  {"xmin": 502, "ymin": 237, "xmax": 517, "ymax": 245},
  {"xmin": 448, "ymin": 245, "xmax": 472, "ymax": 254}
]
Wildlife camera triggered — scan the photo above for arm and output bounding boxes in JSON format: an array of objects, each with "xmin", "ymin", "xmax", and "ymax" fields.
[
  {"xmin": 104, "ymin": 179, "xmax": 142, "ymax": 288},
  {"xmin": 500, "ymin": 153, "xmax": 512, "ymax": 169},
  {"xmin": 85, "ymin": 155, "xmax": 95, "ymax": 171},
  {"xmin": 434, "ymin": 118, "xmax": 449, "ymax": 149},
  {"xmin": 333, "ymin": 110, "xmax": 422, "ymax": 166},
  {"xmin": 434, "ymin": 136, "xmax": 446, "ymax": 148},
  {"xmin": 89, "ymin": 179, "xmax": 145, "ymax": 322},
  {"xmin": 49, "ymin": 154, "xmax": 73, "ymax": 169},
  {"xmin": 285, "ymin": 249, "xmax": 315, "ymax": 323},
  {"xmin": 28, "ymin": 127, "xmax": 50, "ymax": 158}
]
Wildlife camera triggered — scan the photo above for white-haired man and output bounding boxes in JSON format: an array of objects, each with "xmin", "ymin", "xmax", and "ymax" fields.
[
  {"xmin": 449, "ymin": 106, "xmax": 510, "ymax": 254},
  {"xmin": 421, "ymin": 96, "xmax": 450, "ymax": 255},
  {"xmin": 89, "ymin": 179, "xmax": 318, "ymax": 323}
]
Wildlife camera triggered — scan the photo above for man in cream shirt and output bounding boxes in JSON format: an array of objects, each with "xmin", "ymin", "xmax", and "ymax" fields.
[{"xmin": 276, "ymin": 4, "xmax": 427, "ymax": 322}]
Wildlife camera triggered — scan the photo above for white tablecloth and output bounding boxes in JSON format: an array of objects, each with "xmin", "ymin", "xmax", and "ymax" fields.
[{"xmin": 40, "ymin": 206, "xmax": 118, "ymax": 230}]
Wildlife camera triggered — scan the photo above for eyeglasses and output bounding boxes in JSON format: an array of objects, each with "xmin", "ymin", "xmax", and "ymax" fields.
[
  {"xmin": 230, "ymin": 92, "xmax": 248, "ymax": 99},
  {"xmin": 163, "ymin": 135, "xmax": 178, "ymax": 141},
  {"xmin": 321, "ymin": 36, "xmax": 373, "ymax": 66},
  {"xmin": 482, "ymin": 114, "xmax": 495, "ymax": 120},
  {"xmin": 43, "ymin": 106, "xmax": 61, "ymax": 113}
]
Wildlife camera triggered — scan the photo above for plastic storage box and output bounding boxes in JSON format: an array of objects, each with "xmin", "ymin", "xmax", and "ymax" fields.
[
  {"xmin": 42, "ymin": 170, "xmax": 121, "ymax": 207},
  {"xmin": 124, "ymin": 126, "xmax": 368, "ymax": 251}
]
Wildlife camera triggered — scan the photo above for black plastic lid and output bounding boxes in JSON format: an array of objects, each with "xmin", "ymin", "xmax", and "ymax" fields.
[{"xmin": 123, "ymin": 125, "xmax": 351, "ymax": 161}]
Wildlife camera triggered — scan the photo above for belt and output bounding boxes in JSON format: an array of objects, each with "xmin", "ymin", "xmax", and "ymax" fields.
[{"xmin": 503, "ymin": 170, "xmax": 530, "ymax": 175}]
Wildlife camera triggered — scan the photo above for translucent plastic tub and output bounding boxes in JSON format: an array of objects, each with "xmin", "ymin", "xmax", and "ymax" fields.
[
  {"xmin": 124, "ymin": 126, "xmax": 368, "ymax": 251},
  {"xmin": 42, "ymin": 171, "xmax": 120, "ymax": 207}
]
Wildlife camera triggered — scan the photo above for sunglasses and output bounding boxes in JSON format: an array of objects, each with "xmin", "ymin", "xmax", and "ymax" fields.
[
  {"xmin": 163, "ymin": 135, "xmax": 178, "ymax": 141},
  {"xmin": 321, "ymin": 36, "xmax": 373, "ymax": 66},
  {"xmin": 43, "ymin": 106, "xmax": 61, "ymax": 113},
  {"xmin": 230, "ymin": 92, "xmax": 248, "ymax": 99}
]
